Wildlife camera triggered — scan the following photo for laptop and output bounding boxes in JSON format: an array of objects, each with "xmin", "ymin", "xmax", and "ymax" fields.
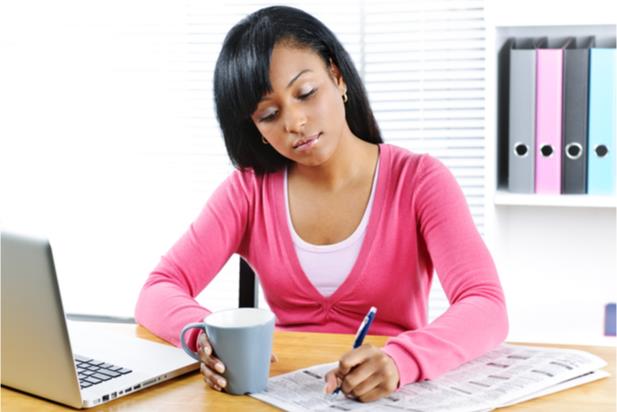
[{"xmin": 1, "ymin": 232, "xmax": 200, "ymax": 408}]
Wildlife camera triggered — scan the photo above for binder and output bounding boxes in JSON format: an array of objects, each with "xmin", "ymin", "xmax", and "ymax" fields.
[
  {"xmin": 562, "ymin": 37, "xmax": 595, "ymax": 194},
  {"xmin": 497, "ymin": 38, "xmax": 514, "ymax": 189},
  {"xmin": 606, "ymin": 303, "xmax": 616, "ymax": 336},
  {"xmin": 508, "ymin": 38, "xmax": 546, "ymax": 193},
  {"xmin": 588, "ymin": 48, "xmax": 616, "ymax": 195},
  {"xmin": 535, "ymin": 38, "xmax": 574, "ymax": 194}
]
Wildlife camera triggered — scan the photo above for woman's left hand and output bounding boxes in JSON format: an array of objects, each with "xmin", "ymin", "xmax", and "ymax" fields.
[{"xmin": 323, "ymin": 344, "xmax": 400, "ymax": 402}]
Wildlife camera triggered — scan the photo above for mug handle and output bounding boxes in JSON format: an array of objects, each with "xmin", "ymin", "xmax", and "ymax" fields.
[{"xmin": 180, "ymin": 322, "xmax": 206, "ymax": 361}]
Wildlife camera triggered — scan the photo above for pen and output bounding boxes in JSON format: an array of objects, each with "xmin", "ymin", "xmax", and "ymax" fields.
[{"xmin": 332, "ymin": 306, "xmax": 377, "ymax": 395}]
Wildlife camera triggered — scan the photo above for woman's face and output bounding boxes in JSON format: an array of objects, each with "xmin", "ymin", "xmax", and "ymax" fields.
[{"xmin": 251, "ymin": 43, "xmax": 349, "ymax": 167}]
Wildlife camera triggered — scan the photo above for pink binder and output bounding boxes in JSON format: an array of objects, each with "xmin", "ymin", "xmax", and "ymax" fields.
[{"xmin": 535, "ymin": 41, "xmax": 570, "ymax": 194}]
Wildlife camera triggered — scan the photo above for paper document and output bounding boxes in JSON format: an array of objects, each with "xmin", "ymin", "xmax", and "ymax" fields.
[{"xmin": 250, "ymin": 344, "xmax": 608, "ymax": 412}]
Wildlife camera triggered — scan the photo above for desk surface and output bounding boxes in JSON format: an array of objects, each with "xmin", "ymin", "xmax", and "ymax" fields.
[{"xmin": 2, "ymin": 322, "xmax": 615, "ymax": 411}]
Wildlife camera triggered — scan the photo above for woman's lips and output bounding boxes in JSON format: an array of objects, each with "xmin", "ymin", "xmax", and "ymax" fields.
[{"xmin": 293, "ymin": 133, "xmax": 321, "ymax": 152}]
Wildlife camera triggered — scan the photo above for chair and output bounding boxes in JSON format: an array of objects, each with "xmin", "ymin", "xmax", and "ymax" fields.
[{"xmin": 238, "ymin": 258, "xmax": 258, "ymax": 308}]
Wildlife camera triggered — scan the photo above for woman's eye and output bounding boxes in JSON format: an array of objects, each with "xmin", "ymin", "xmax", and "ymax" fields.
[
  {"xmin": 298, "ymin": 88, "xmax": 316, "ymax": 100},
  {"xmin": 260, "ymin": 111, "xmax": 277, "ymax": 122},
  {"xmin": 256, "ymin": 89, "xmax": 316, "ymax": 122}
]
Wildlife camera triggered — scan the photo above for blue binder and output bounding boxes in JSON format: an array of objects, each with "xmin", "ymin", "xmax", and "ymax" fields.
[
  {"xmin": 606, "ymin": 303, "xmax": 616, "ymax": 336},
  {"xmin": 588, "ymin": 48, "xmax": 616, "ymax": 195}
]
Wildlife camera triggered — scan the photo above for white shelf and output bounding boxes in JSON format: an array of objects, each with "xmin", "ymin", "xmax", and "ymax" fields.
[
  {"xmin": 485, "ymin": 12, "xmax": 617, "ymax": 345},
  {"xmin": 494, "ymin": 191, "xmax": 617, "ymax": 208}
]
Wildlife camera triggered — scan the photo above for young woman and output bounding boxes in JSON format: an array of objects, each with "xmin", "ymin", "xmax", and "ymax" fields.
[{"xmin": 135, "ymin": 5, "xmax": 508, "ymax": 402}]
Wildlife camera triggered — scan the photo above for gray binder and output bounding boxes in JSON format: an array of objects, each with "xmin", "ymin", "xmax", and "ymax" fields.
[
  {"xmin": 563, "ymin": 37, "xmax": 595, "ymax": 194},
  {"xmin": 508, "ymin": 38, "xmax": 547, "ymax": 193}
]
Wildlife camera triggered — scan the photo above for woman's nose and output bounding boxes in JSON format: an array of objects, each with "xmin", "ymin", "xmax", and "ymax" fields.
[{"xmin": 283, "ymin": 104, "xmax": 307, "ymax": 134}]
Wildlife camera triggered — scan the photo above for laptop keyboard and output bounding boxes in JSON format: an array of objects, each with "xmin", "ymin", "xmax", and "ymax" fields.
[{"xmin": 75, "ymin": 354, "xmax": 133, "ymax": 389}]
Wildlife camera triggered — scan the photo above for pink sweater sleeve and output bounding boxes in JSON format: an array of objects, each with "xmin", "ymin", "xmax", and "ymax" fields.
[
  {"xmin": 134, "ymin": 171, "xmax": 251, "ymax": 350},
  {"xmin": 382, "ymin": 155, "xmax": 508, "ymax": 386}
]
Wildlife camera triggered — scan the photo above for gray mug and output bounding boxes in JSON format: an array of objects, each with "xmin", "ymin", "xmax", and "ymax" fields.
[{"xmin": 180, "ymin": 308, "xmax": 275, "ymax": 395}]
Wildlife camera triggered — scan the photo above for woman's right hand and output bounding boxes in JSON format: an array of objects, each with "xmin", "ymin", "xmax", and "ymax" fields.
[
  {"xmin": 196, "ymin": 329, "xmax": 279, "ymax": 392},
  {"xmin": 197, "ymin": 330, "xmax": 227, "ymax": 391}
]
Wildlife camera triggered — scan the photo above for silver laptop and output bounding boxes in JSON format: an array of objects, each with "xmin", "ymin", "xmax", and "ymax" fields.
[{"xmin": 1, "ymin": 232, "xmax": 199, "ymax": 408}]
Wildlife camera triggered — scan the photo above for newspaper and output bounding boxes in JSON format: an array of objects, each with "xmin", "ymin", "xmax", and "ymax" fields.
[{"xmin": 249, "ymin": 344, "xmax": 609, "ymax": 412}]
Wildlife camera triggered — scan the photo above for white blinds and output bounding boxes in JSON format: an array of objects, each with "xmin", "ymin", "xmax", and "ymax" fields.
[
  {"xmin": 0, "ymin": 0, "xmax": 486, "ymax": 320},
  {"xmin": 364, "ymin": 0, "xmax": 486, "ymax": 231}
]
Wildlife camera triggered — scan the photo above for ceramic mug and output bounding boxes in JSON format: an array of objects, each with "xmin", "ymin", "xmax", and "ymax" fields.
[{"xmin": 180, "ymin": 308, "xmax": 275, "ymax": 395}]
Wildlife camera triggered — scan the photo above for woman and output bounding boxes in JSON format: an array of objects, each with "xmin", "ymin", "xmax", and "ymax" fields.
[{"xmin": 135, "ymin": 5, "xmax": 508, "ymax": 402}]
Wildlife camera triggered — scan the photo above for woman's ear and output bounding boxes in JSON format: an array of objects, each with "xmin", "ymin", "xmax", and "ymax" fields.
[{"xmin": 328, "ymin": 58, "xmax": 347, "ymax": 93}]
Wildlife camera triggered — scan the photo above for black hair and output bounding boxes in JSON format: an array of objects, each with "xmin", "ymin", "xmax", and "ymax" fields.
[{"xmin": 214, "ymin": 5, "xmax": 382, "ymax": 174}]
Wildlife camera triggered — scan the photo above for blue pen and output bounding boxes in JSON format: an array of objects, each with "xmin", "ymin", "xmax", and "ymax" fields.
[{"xmin": 332, "ymin": 306, "xmax": 377, "ymax": 395}]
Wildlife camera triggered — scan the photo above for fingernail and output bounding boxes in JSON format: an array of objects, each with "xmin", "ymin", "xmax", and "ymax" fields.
[
  {"xmin": 217, "ymin": 377, "xmax": 226, "ymax": 387},
  {"xmin": 215, "ymin": 362, "xmax": 225, "ymax": 373}
]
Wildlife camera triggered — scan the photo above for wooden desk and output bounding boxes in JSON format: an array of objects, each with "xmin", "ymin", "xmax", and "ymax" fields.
[{"xmin": 2, "ymin": 323, "xmax": 615, "ymax": 411}]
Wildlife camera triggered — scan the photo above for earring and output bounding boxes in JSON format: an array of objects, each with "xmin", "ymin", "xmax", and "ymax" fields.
[
  {"xmin": 261, "ymin": 136, "xmax": 269, "ymax": 145},
  {"xmin": 342, "ymin": 91, "xmax": 348, "ymax": 103}
]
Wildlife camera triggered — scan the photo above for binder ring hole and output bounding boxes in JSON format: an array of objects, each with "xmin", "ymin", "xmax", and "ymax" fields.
[
  {"xmin": 595, "ymin": 144, "xmax": 609, "ymax": 158},
  {"xmin": 513, "ymin": 142, "xmax": 529, "ymax": 157},
  {"xmin": 540, "ymin": 144, "xmax": 554, "ymax": 158},
  {"xmin": 565, "ymin": 143, "xmax": 583, "ymax": 160}
]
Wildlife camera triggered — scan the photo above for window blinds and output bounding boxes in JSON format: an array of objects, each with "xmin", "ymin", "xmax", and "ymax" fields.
[
  {"xmin": 0, "ymin": 0, "xmax": 486, "ymax": 321},
  {"xmin": 364, "ymin": 0, "xmax": 486, "ymax": 230}
]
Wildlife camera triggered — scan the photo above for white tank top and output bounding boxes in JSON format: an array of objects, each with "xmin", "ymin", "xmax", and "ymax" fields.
[{"xmin": 284, "ymin": 161, "xmax": 379, "ymax": 297}]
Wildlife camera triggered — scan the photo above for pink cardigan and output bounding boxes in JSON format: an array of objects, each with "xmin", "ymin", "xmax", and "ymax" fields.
[{"xmin": 135, "ymin": 144, "xmax": 508, "ymax": 386}]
